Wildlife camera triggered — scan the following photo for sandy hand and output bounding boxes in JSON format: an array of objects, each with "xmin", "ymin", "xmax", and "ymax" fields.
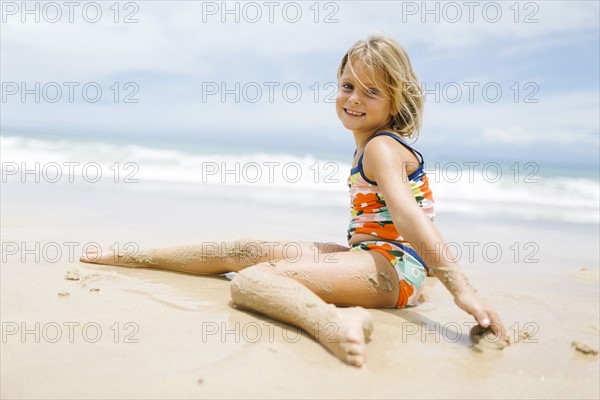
[{"xmin": 454, "ymin": 289, "xmax": 507, "ymax": 341}]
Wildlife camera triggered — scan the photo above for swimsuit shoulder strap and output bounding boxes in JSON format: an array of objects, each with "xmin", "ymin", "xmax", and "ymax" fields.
[
  {"xmin": 367, "ymin": 132, "xmax": 424, "ymax": 164},
  {"xmin": 355, "ymin": 132, "xmax": 424, "ymax": 185}
]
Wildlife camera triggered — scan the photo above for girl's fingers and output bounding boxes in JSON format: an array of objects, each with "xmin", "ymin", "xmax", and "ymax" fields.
[
  {"xmin": 455, "ymin": 293, "xmax": 507, "ymax": 339},
  {"xmin": 477, "ymin": 314, "xmax": 491, "ymax": 328},
  {"xmin": 480, "ymin": 311, "xmax": 507, "ymax": 340}
]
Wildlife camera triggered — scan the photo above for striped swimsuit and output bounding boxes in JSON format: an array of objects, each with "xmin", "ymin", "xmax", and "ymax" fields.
[{"xmin": 347, "ymin": 132, "xmax": 435, "ymax": 307}]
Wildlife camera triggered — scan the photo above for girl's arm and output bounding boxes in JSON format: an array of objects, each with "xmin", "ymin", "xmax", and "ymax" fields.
[{"xmin": 363, "ymin": 137, "xmax": 506, "ymax": 338}]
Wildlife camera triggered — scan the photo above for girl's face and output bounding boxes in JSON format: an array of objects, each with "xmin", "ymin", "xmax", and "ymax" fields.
[{"xmin": 336, "ymin": 61, "xmax": 394, "ymax": 138}]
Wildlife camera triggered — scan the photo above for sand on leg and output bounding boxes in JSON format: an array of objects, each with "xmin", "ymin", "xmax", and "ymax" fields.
[
  {"xmin": 230, "ymin": 249, "xmax": 400, "ymax": 367},
  {"xmin": 79, "ymin": 239, "xmax": 349, "ymax": 275}
]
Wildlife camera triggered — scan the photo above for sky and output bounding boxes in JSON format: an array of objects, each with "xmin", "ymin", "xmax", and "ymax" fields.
[{"xmin": 1, "ymin": 0, "xmax": 599, "ymax": 165}]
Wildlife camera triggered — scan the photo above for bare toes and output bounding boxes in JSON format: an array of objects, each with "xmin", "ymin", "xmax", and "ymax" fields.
[
  {"xmin": 79, "ymin": 247, "xmax": 116, "ymax": 265},
  {"xmin": 346, "ymin": 354, "xmax": 366, "ymax": 367},
  {"xmin": 341, "ymin": 307, "xmax": 374, "ymax": 340},
  {"xmin": 80, "ymin": 247, "xmax": 101, "ymax": 263},
  {"xmin": 315, "ymin": 308, "xmax": 372, "ymax": 367},
  {"xmin": 344, "ymin": 341, "xmax": 363, "ymax": 355}
]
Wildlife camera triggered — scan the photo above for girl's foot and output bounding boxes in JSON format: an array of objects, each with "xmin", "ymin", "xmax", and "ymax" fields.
[
  {"xmin": 79, "ymin": 246, "xmax": 155, "ymax": 267},
  {"xmin": 315, "ymin": 306, "xmax": 374, "ymax": 367}
]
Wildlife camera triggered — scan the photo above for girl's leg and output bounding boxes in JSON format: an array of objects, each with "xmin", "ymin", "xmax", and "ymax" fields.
[
  {"xmin": 230, "ymin": 250, "xmax": 399, "ymax": 367},
  {"xmin": 80, "ymin": 239, "xmax": 399, "ymax": 366},
  {"xmin": 79, "ymin": 239, "xmax": 348, "ymax": 275}
]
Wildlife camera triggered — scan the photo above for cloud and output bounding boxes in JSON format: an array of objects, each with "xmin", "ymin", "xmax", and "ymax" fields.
[
  {"xmin": 423, "ymin": 89, "xmax": 599, "ymax": 145},
  {"xmin": 482, "ymin": 125, "xmax": 599, "ymax": 145},
  {"xmin": 1, "ymin": 1, "xmax": 598, "ymax": 163},
  {"xmin": 2, "ymin": 1, "xmax": 598, "ymax": 82}
]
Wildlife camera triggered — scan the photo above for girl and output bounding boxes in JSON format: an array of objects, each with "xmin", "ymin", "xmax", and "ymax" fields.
[{"xmin": 80, "ymin": 34, "xmax": 506, "ymax": 367}]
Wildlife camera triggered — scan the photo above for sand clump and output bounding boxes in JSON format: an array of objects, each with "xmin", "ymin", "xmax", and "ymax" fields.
[
  {"xmin": 571, "ymin": 340, "xmax": 599, "ymax": 356},
  {"xmin": 366, "ymin": 271, "xmax": 395, "ymax": 293},
  {"xmin": 63, "ymin": 269, "xmax": 104, "ymax": 295},
  {"xmin": 574, "ymin": 267, "xmax": 600, "ymax": 284},
  {"xmin": 64, "ymin": 270, "xmax": 81, "ymax": 281},
  {"xmin": 511, "ymin": 330, "xmax": 532, "ymax": 343},
  {"xmin": 470, "ymin": 324, "xmax": 542, "ymax": 353},
  {"xmin": 119, "ymin": 250, "xmax": 160, "ymax": 267},
  {"xmin": 470, "ymin": 324, "xmax": 510, "ymax": 352}
]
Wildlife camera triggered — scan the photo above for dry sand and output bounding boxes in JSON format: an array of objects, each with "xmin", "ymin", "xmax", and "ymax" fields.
[{"xmin": 1, "ymin": 180, "xmax": 598, "ymax": 398}]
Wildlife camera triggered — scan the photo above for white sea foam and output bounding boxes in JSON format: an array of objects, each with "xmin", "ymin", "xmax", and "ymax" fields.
[{"xmin": 2, "ymin": 135, "xmax": 598, "ymax": 224}]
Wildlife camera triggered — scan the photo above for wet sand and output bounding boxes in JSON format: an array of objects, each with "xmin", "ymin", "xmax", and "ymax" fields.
[{"xmin": 1, "ymin": 180, "xmax": 599, "ymax": 398}]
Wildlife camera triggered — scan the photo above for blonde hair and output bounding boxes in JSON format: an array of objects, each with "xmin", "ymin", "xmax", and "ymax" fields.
[{"xmin": 337, "ymin": 34, "xmax": 424, "ymax": 139}]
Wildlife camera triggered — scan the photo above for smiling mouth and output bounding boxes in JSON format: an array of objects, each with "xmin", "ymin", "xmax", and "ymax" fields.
[{"xmin": 344, "ymin": 108, "xmax": 365, "ymax": 117}]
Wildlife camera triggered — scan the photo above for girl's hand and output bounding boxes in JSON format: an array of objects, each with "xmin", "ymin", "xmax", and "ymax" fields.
[{"xmin": 453, "ymin": 289, "xmax": 507, "ymax": 340}]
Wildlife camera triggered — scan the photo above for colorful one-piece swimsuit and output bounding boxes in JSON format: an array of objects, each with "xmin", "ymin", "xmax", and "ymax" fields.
[{"xmin": 347, "ymin": 132, "xmax": 435, "ymax": 308}]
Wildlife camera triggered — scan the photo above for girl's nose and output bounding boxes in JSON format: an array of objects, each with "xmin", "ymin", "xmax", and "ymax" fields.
[{"xmin": 349, "ymin": 92, "xmax": 361, "ymax": 104}]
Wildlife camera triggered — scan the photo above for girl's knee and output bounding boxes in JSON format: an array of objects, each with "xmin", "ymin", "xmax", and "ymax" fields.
[
  {"xmin": 231, "ymin": 262, "xmax": 275, "ymax": 287},
  {"xmin": 229, "ymin": 262, "xmax": 283, "ymax": 304}
]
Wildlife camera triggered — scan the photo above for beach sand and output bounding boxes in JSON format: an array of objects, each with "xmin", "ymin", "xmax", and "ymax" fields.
[{"xmin": 1, "ymin": 179, "xmax": 599, "ymax": 399}]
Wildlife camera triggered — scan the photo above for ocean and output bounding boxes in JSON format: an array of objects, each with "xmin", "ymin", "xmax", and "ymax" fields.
[{"xmin": 1, "ymin": 133, "xmax": 598, "ymax": 226}]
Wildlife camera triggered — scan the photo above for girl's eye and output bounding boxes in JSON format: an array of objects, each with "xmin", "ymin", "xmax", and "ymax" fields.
[
  {"xmin": 366, "ymin": 88, "xmax": 379, "ymax": 97},
  {"xmin": 341, "ymin": 83, "xmax": 353, "ymax": 91}
]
